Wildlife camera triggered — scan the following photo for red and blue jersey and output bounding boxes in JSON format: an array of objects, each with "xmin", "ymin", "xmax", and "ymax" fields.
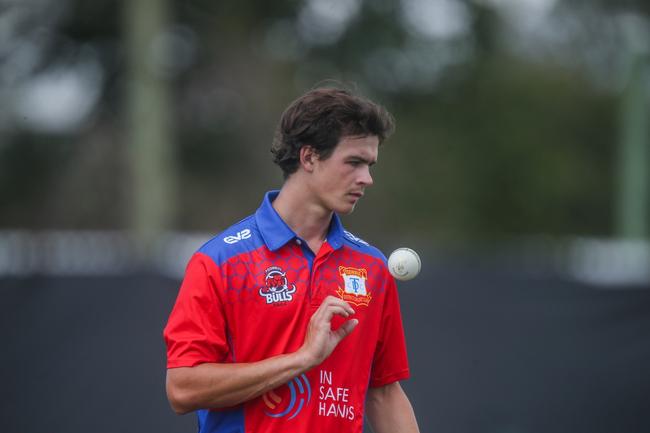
[{"xmin": 164, "ymin": 191, "xmax": 410, "ymax": 433}]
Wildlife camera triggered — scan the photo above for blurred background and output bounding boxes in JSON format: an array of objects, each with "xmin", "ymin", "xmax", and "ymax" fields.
[{"xmin": 1, "ymin": 0, "xmax": 649, "ymax": 432}]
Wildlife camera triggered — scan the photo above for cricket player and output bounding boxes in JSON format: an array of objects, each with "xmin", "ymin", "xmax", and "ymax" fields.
[{"xmin": 164, "ymin": 86, "xmax": 420, "ymax": 433}]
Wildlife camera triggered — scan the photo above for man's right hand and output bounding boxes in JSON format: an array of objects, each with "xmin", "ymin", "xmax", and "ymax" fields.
[
  {"xmin": 298, "ymin": 295, "xmax": 359, "ymax": 368},
  {"xmin": 166, "ymin": 296, "xmax": 358, "ymax": 413}
]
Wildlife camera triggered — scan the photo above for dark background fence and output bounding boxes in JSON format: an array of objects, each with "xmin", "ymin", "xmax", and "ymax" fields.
[{"xmin": 3, "ymin": 258, "xmax": 649, "ymax": 433}]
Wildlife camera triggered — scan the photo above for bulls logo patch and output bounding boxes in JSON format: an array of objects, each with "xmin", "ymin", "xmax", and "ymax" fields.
[{"xmin": 259, "ymin": 266, "xmax": 297, "ymax": 304}]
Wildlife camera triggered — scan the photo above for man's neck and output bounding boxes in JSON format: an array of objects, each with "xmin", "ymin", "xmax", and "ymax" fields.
[{"xmin": 272, "ymin": 179, "xmax": 333, "ymax": 253}]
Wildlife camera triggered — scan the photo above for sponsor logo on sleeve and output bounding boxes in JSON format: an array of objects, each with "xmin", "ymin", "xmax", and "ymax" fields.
[
  {"xmin": 343, "ymin": 231, "xmax": 369, "ymax": 246},
  {"xmin": 223, "ymin": 229, "xmax": 251, "ymax": 244}
]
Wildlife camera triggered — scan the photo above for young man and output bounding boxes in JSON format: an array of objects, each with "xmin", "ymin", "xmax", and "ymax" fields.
[{"xmin": 164, "ymin": 87, "xmax": 419, "ymax": 433}]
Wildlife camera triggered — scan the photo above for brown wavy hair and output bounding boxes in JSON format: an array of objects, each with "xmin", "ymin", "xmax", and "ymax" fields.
[{"xmin": 271, "ymin": 86, "xmax": 395, "ymax": 179}]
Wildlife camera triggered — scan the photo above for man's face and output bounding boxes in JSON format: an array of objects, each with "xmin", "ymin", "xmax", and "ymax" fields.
[{"xmin": 310, "ymin": 135, "xmax": 379, "ymax": 215}]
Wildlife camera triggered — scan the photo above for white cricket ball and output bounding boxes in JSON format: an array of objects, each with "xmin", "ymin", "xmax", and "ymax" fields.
[{"xmin": 388, "ymin": 248, "xmax": 421, "ymax": 281}]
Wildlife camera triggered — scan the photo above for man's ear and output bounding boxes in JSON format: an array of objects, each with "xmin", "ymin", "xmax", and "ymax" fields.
[{"xmin": 299, "ymin": 146, "xmax": 318, "ymax": 173}]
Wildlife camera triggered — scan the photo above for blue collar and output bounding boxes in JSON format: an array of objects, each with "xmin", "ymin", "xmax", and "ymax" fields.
[{"xmin": 255, "ymin": 190, "xmax": 345, "ymax": 252}]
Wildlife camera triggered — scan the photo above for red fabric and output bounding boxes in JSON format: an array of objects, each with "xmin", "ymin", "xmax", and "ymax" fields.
[
  {"xmin": 164, "ymin": 254, "xmax": 230, "ymax": 368},
  {"xmin": 163, "ymin": 242, "xmax": 409, "ymax": 432},
  {"xmin": 370, "ymin": 277, "xmax": 410, "ymax": 387}
]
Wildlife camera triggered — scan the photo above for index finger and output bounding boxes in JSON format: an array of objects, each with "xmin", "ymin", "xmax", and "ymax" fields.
[{"xmin": 320, "ymin": 295, "xmax": 355, "ymax": 315}]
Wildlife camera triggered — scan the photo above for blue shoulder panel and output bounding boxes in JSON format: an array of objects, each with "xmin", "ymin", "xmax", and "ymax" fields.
[
  {"xmin": 198, "ymin": 215, "xmax": 266, "ymax": 266},
  {"xmin": 341, "ymin": 230, "xmax": 387, "ymax": 264}
]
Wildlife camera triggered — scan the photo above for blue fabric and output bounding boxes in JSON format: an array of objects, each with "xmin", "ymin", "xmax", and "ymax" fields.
[
  {"xmin": 197, "ymin": 408, "xmax": 245, "ymax": 433},
  {"xmin": 340, "ymin": 229, "xmax": 387, "ymax": 264},
  {"xmin": 197, "ymin": 190, "xmax": 385, "ymax": 266},
  {"xmin": 255, "ymin": 190, "xmax": 345, "ymax": 251},
  {"xmin": 197, "ymin": 214, "xmax": 265, "ymax": 266}
]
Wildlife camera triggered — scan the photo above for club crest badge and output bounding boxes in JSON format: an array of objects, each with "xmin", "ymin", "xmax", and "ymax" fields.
[
  {"xmin": 337, "ymin": 266, "xmax": 372, "ymax": 307},
  {"xmin": 259, "ymin": 266, "xmax": 297, "ymax": 304}
]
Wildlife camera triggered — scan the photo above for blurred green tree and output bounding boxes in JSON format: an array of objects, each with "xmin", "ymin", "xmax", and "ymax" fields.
[{"xmin": 0, "ymin": 0, "xmax": 644, "ymax": 244}]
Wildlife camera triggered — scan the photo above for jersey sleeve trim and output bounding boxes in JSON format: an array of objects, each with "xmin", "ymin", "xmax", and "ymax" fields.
[
  {"xmin": 166, "ymin": 358, "xmax": 213, "ymax": 369},
  {"xmin": 368, "ymin": 369, "xmax": 411, "ymax": 388}
]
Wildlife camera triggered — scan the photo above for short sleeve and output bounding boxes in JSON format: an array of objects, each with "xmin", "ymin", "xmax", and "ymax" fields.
[
  {"xmin": 369, "ymin": 276, "xmax": 410, "ymax": 387},
  {"xmin": 164, "ymin": 252, "xmax": 230, "ymax": 368}
]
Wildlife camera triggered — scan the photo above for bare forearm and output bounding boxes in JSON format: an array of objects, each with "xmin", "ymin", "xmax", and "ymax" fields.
[
  {"xmin": 167, "ymin": 350, "xmax": 313, "ymax": 413},
  {"xmin": 167, "ymin": 296, "xmax": 357, "ymax": 414},
  {"xmin": 366, "ymin": 382, "xmax": 419, "ymax": 433}
]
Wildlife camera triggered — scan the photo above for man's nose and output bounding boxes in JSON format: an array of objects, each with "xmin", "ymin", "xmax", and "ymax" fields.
[{"xmin": 359, "ymin": 167, "xmax": 373, "ymax": 186}]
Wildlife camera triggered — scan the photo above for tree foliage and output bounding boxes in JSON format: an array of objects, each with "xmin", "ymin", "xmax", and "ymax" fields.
[{"xmin": 0, "ymin": 0, "xmax": 642, "ymax": 242}]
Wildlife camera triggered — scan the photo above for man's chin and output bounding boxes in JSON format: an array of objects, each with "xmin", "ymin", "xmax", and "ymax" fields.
[{"xmin": 336, "ymin": 202, "xmax": 357, "ymax": 215}]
